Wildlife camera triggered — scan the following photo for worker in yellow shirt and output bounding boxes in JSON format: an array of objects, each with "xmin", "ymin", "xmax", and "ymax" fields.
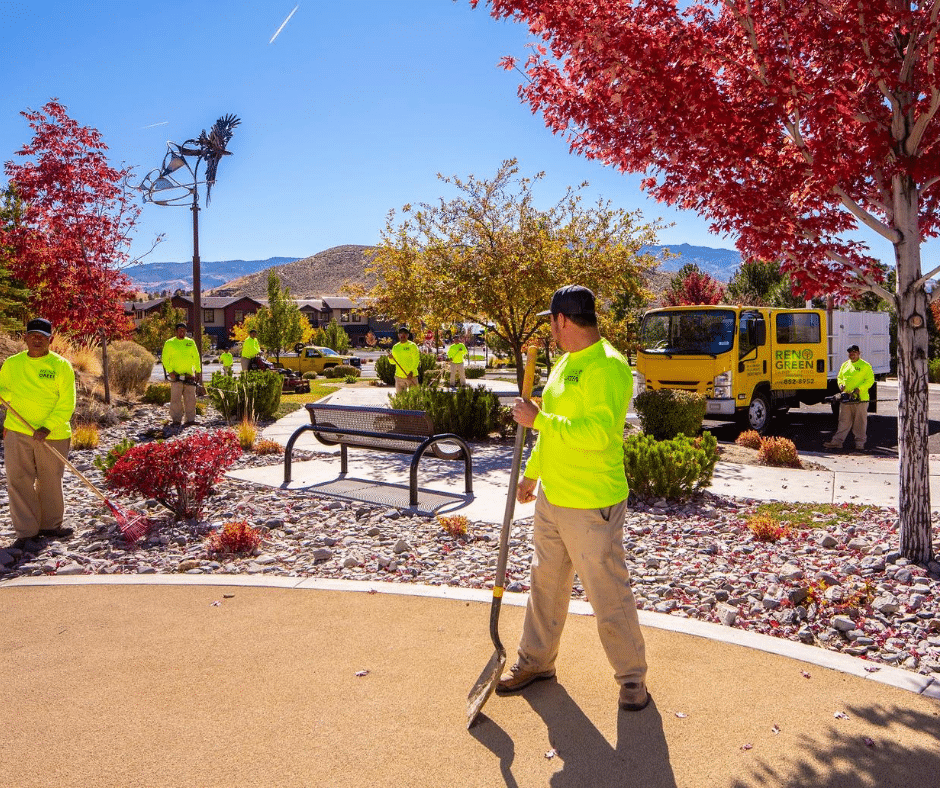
[
  {"xmin": 241, "ymin": 329, "xmax": 261, "ymax": 372},
  {"xmin": 391, "ymin": 326, "xmax": 420, "ymax": 393},
  {"xmin": 447, "ymin": 338, "xmax": 468, "ymax": 387},
  {"xmin": 499, "ymin": 285, "xmax": 649, "ymax": 713},
  {"xmin": 824, "ymin": 344, "xmax": 875, "ymax": 451},
  {"xmin": 219, "ymin": 350, "xmax": 234, "ymax": 376},
  {"xmin": 0, "ymin": 317, "xmax": 76, "ymax": 551},
  {"xmin": 161, "ymin": 322, "xmax": 202, "ymax": 427}
]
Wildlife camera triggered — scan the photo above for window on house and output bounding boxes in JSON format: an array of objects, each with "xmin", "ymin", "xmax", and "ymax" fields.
[
  {"xmin": 340, "ymin": 309, "xmax": 350, "ymax": 322},
  {"xmin": 234, "ymin": 310, "xmax": 244, "ymax": 324},
  {"xmin": 204, "ymin": 309, "xmax": 215, "ymax": 324}
]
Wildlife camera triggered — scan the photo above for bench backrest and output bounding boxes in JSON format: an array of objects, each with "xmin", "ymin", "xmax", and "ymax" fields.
[{"xmin": 305, "ymin": 403, "xmax": 434, "ymax": 452}]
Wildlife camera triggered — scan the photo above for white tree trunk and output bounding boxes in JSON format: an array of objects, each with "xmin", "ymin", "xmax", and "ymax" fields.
[{"xmin": 894, "ymin": 186, "xmax": 934, "ymax": 564}]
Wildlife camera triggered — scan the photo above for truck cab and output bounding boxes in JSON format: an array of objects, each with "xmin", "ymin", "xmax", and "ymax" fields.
[{"xmin": 635, "ymin": 306, "xmax": 889, "ymax": 432}]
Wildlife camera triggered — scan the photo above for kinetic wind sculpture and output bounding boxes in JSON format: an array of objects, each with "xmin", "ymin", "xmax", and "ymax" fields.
[{"xmin": 135, "ymin": 114, "xmax": 240, "ymax": 347}]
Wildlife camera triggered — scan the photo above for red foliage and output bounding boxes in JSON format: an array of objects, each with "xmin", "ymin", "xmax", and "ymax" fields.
[
  {"xmin": 476, "ymin": 0, "xmax": 921, "ymax": 299},
  {"xmin": 206, "ymin": 520, "xmax": 262, "ymax": 554},
  {"xmin": 105, "ymin": 429, "xmax": 241, "ymax": 520},
  {"xmin": 662, "ymin": 270, "xmax": 725, "ymax": 306},
  {"xmin": 2, "ymin": 99, "xmax": 138, "ymax": 339}
]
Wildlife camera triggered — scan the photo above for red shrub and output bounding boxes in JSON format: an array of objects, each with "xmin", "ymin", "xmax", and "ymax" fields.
[
  {"xmin": 106, "ymin": 429, "xmax": 241, "ymax": 520},
  {"xmin": 207, "ymin": 520, "xmax": 262, "ymax": 554}
]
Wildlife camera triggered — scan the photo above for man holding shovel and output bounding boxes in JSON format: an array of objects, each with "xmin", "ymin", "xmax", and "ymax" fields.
[
  {"xmin": 391, "ymin": 326, "xmax": 420, "ymax": 393},
  {"xmin": 499, "ymin": 285, "xmax": 650, "ymax": 712},
  {"xmin": 0, "ymin": 318, "xmax": 76, "ymax": 551}
]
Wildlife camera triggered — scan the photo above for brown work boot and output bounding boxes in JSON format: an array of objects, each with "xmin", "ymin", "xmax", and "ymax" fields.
[
  {"xmin": 619, "ymin": 682, "xmax": 652, "ymax": 712},
  {"xmin": 495, "ymin": 663, "xmax": 556, "ymax": 694}
]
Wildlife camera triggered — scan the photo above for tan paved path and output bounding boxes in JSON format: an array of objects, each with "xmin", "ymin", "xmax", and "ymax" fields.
[{"xmin": 2, "ymin": 582, "xmax": 938, "ymax": 788}]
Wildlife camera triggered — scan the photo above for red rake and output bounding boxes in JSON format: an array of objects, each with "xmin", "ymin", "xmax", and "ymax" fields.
[{"xmin": 0, "ymin": 396, "xmax": 152, "ymax": 544}]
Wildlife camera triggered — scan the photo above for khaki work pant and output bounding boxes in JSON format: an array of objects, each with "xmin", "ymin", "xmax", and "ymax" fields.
[
  {"xmin": 517, "ymin": 491, "xmax": 648, "ymax": 686},
  {"xmin": 395, "ymin": 375, "xmax": 417, "ymax": 394},
  {"xmin": 831, "ymin": 401, "xmax": 868, "ymax": 448},
  {"xmin": 169, "ymin": 379, "xmax": 196, "ymax": 424},
  {"xmin": 449, "ymin": 361, "xmax": 466, "ymax": 386},
  {"xmin": 4, "ymin": 429, "xmax": 70, "ymax": 538}
]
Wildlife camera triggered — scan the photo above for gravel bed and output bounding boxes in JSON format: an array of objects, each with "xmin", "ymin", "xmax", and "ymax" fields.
[{"xmin": 1, "ymin": 403, "xmax": 938, "ymax": 678}]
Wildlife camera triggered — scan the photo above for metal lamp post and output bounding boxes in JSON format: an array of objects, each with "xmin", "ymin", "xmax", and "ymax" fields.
[{"xmin": 136, "ymin": 115, "xmax": 240, "ymax": 351}]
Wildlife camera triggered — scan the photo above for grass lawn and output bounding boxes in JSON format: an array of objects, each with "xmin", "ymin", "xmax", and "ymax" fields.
[
  {"xmin": 749, "ymin": 501, "xmax": 876, "ymax": 529},
  {"xmin": 275, "ymin": 383, "xmax": 340, "ymax": 417}
]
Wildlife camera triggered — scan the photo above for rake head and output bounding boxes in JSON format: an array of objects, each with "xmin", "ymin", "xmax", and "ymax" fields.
[{"xmin": 106, "ymin": 501, "xmax": 152, "ymax": 545}]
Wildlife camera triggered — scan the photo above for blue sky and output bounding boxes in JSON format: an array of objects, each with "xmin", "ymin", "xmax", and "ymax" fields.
[{"xmin": 2, "ymin": 0, "xmax": 897, "ymax": 274}]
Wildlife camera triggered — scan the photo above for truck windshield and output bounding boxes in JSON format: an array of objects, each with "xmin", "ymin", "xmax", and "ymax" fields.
[{"xmin": 640, "ymin": 310, "xmax": 736, "ymax": 356}]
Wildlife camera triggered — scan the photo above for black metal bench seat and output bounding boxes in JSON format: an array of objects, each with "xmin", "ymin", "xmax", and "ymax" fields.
[{"xmin": 283, "ymin": 403, "xmax": 473, "ymax": 506}]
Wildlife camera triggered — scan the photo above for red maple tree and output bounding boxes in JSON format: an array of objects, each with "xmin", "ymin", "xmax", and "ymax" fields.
[
  {"xmin": 477, "ymin": 0, "xmax": 938, "ymax": 562},
  {"xmin": 662, "ymin": 265, "xmax": 726, "ymax": 306},
  {"xmin": 1, "ymin": 99, "xmax": 138, "ymax": 339}
]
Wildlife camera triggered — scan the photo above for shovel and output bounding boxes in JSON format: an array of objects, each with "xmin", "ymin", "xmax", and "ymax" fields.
[{"xmin": 467, "ymin": 346, "xmax": 538, "ymax": 728}]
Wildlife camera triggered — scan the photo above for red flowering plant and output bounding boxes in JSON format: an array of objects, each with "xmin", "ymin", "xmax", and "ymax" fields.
[{"xmin": 105, "ymin": 429, "xmax": 241, "ymax": 520}]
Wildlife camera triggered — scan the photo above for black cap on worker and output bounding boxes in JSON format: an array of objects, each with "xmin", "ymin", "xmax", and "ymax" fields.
[{"xmin": 537, "ymin": 285, "xmax": 597, "ymax": 318}]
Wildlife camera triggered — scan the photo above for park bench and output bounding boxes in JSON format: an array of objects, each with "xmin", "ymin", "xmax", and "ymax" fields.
[{"xmin": 283, "ymin": 403, "xmax": 473, "ymax": 506}]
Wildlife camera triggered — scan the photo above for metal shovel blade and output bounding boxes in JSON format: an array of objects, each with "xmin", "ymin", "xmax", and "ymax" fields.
[{"xmin": 466, "ymin": 647, "xmax": 506, "ymax": 728}]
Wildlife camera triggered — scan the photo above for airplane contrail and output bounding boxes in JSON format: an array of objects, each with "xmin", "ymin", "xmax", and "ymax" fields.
[
  {"xmin": 141, "ymin": 121, "xmax": 169, "ymax": 129},
  {"xmin": 269, "ymin": 4, "xmax": 299, "ymax": 44}
]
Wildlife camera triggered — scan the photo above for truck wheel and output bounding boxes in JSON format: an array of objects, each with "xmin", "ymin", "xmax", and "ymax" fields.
[{"xmin": 741, "ymin": 392, "xmax": 771, "ymax": 433}]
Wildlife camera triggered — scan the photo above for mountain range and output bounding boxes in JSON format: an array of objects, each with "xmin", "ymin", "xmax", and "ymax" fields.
[{"xmin": 124, "ymin": 243, "xmax": 742, "ymax": 297}]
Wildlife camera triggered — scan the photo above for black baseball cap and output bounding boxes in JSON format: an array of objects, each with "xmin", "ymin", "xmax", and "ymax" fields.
[
  {"xmin": 398, "ymin": 326, "xmax": 409, "ymax": 333},
  {"xmin": 25, "ymin": 318, "xmax": 52, "ymax": 336},
  {"xmin": 847, "ymin": 344, "xmax": 860, "ymax": 353},
  {"xmin": 175, "ymin": 322, "xmax": 187, "ymax": 329},
  {"xmin": 538, "ymin": 285, "xmax": 596, "ymax": 318}
]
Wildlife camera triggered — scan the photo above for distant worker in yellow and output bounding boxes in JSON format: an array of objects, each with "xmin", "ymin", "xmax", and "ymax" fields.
[
  {"xmin": 219, "ymin": 349, "xmax": 234, "ymax": 376},
  {"xmin": 241, "ymin": 329, "xmax": 261, "ymax": 372},
  {"xmin": 0, "ymin": 318, "xmax": 76, "ymax": 551},
  {"xmin": 162, "ymin": 322, "xmax": 202, "ymax": 428},
  {"xmin": 391, "ymin": 326, "xmax": 420, "ymax": 393},
  {"xmin": 824, "ymin": 344, "xmax": 875, "ymax": 452},
  {"xmin": 447, "ymin": 337, "xmax": 468, "ymax": 387}
]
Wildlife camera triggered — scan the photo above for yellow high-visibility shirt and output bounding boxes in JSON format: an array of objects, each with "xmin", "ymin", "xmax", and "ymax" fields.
[
  {"xmin": 524, "ymin": 339, "xmax": 632, "ymax": 509},
  {"xmin": 391, "ymin": 341, "xmax": 420, "ymax": 378},
  {"xmin": 242, "ymin": 336, "xmax": 261, "ymax": 360},
  {"xmin": 162, "ymin": 336, "xmax": 202, "ymax": 376},
  {"xmin": 447, "ymin": 342, "xmax": 468, "ymax": 364},
  {"xmin": 0, "ymin": 351, "xmax": 76, "ymax": 439}
]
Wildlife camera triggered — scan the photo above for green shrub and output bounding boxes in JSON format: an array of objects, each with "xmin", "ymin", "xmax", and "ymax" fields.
[
  {"xmin": 94, "ymin": 437, "xmax": 136, "ymax": 474},
  {"xmin": 344, "ymin": 375, "xmax": 358, "ymax": 384},
  {"xmin": 323, "ymin": 364, "xmax": 360, "ymax": 379},
  {"xmin": 930, "ymin": 358, "xmax": 940, "ymax": 384},
  {"xmin": 633, "ymin": 388, "xmax": 706, "ymax": 440},
  {"xmin": 375, "ymin": 355, "xmax": 396, "ymax": 385},
  {"xmin": 207, "ymin": 370, "xmax": 283, "ymax": 421},
  {"xmin": 105, "ymin": 341, "xmax": 155, "ymax": 395},
  {"xmin": 142, "ymin": 382, "xmax": 171, "ymax": 405},
  {"xmin": 465, "ymin": 366, "xmax": 486, "ymax": 379},
  {"xmin": 389, "ymin": 384, "xmax": 503, "ymax": 440},
  {"xmin": 417, "ymin": 352, "xmax": 437, "ymax": 383},
  {"xmin": 623, "ymin": 432, "xmax": 718, "ymax": 500},
  {"xmin": 302, "ymin": 371, "xmax": 318, "ymax": 380}
]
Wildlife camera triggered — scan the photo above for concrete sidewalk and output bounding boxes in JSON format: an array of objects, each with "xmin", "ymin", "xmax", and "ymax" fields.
[{"xmin": 246, "ymin": 380, "xmax": 940, "ymax": 514}]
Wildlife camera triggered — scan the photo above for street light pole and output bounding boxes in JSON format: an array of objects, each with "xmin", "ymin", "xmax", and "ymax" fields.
[{"xmin": 135, "ymin": 115, "xmax": 240, "ymax": 351}]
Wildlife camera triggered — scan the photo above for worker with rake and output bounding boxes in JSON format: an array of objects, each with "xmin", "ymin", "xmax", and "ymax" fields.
[
  {"xmin": 391, "ymin": 326, "xmax": 420, "ymax": 393},
  {"xmin": 162, "ymin": 322, "xmax": 202, "ymax": 428},
  {"xmin": 0, "ymin": 317, "xmax": 76, "ymax": 551},
  {"xmin": 499, "ymin": 285, "xmax": 650, "ymax": 712}
]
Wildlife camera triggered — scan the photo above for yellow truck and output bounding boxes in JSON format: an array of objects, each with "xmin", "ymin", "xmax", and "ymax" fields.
[
  {"xmin": 273, "ymin": 345, "xmax": 361, "ymax": 376},
  {"xmin": 635, "ymin": 306, "xmax": 891, "ymax": 432}
]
